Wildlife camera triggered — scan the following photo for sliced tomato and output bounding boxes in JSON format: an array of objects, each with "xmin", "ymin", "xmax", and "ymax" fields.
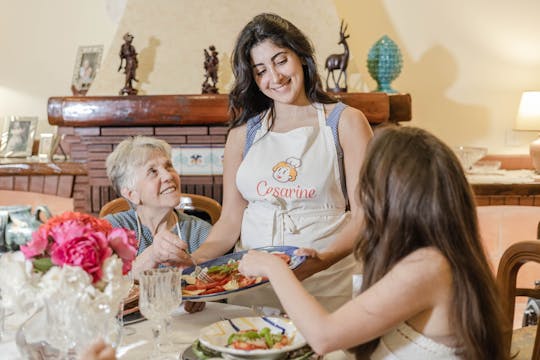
[
  {"xmin": 202, "ymin": 285, "xmax": 225, "ymax": 294},
  {"xmin": 230, "ymin": 341, "xmax": 267, "ymax": 351},
  {"xmin": 237, "ymin": 275, "xmax": 257, "ymax": 288}
]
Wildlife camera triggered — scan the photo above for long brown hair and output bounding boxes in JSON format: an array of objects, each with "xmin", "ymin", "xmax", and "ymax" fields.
[{"xmin": 353, "ymin": 125, "xmax": 506, "ymax": 359}]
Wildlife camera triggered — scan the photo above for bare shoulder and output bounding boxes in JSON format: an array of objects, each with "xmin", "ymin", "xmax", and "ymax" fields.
[
  {"xmin": 227, "ymin": 124, "xmax": 247, "ymax": 144},
  {"xmin": 398, "ymin": 247, "xmax": 452, "ymax": 288},
  {"xmin": 338, "ymin": 106, "xmax": 372, "ymax": 141},
  {"xmin": 225, "ymin": 124, "xmax": 247, "ymax": 156},
  {"xmin": 340, "ymin": 105, "xmax": 369, "ymax": 125}
]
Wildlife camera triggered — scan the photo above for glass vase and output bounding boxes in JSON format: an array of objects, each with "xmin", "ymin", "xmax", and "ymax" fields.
[{"xmin": 15, "ymin": 296, "xmax": 121, "ymax": 360}]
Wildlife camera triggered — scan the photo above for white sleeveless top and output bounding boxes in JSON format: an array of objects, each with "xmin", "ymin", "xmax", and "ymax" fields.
[
  {"xmin": 233, "ymin": 103, "xmax": 358, "ymax": 312},
  {"xmin": 371, "ymin": 323, "xmax": 460, "ymax": 360}
]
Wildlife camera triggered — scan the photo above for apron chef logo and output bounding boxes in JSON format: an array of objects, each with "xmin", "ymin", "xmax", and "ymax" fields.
[
  {"xmin": 272, "ymin": 157, "xmax": 302, "ymax": 183},
  {"xmin": 257, "ymin": 157, "xmax": 316, "ymax": 199}
]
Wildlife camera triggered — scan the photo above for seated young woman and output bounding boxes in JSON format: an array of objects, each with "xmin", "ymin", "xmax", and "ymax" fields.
[
  {"xmin": 239, "ymin": 125, "xmax": 506, "ymax": 359},
  {"xmin": 104, "ymin": 136, "xmax": 211, "ymax": 312}
]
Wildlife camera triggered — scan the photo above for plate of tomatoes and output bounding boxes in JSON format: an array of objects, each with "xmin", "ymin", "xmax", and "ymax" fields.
[
  {"xmin": 181, "ymin": 245, "xmax": 306, "ymax": 302},
  {"xmin": 198, "ymin": 316, "xmax": 307, "ymax": 359}
]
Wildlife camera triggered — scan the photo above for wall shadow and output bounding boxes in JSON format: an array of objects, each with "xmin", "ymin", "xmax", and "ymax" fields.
[
  {"xmin": 137, "ymin": 36, "xmax": 161, "ymax": 95},
  {"xmin": 404, "ymin": 45, "xmax": 491, "ymax": 145}
]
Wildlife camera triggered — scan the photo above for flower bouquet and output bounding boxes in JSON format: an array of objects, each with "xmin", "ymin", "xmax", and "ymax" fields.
[{"xmin": 0, "ymin": 211, "xmax": 137, "ymax": 359}]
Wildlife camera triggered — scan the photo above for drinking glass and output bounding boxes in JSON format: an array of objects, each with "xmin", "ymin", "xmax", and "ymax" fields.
[
  {"xmin": 118, "ymin": 272, "xmax": 136, "ymax": 336},
  {"xmin": 138, "ymin": 268, "xmax": 182, "ymax": 359}
]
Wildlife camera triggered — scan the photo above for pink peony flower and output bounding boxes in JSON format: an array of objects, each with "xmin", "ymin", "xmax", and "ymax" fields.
[
  {"xmin": 22, "ymin": 211, "xmax": 136, "ymax": 284},
  {"xmin": 107, "ymin": 228, "xmax": 137, "ymax": 274},
  {"xmin": 50, "ymin": 230, "xmax": 112, "ymax": 283},
  {"xmin": 20, "ymin": 228, "xmax": 50, "ymax": 258}
]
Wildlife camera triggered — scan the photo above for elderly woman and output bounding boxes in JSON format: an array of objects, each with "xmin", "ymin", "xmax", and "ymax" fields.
[{"xmin": 104, "ymin": 136, "xmax": 211, "ymax": 277}]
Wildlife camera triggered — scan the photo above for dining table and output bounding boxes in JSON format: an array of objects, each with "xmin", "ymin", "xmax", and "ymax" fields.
[{"xmin": 0, "ymin": 302, "xmax": 351, "ymax": 360}]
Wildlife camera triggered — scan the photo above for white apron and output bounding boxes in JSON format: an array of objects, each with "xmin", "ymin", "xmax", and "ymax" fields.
[{"xmin": 233, "ymin": 103, "xmax": 358, "ymax": 312}]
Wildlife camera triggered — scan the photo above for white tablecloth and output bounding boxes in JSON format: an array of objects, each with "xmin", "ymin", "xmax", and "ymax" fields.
[{"xmin": 1, "ymin": 302, "xmax": 349, "ymax": 360}]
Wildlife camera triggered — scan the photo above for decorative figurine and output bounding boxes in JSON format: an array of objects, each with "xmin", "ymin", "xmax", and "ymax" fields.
[
  {"xmin": 202, "ymin": 45, "xmax": 219, "ymax": 94},
  {"xmin": 325, "ymin": 21, "xmax": 350, "ymax": 93},
  {"xmin": 367, "ymin": 35, "xmax": 403, "ymax": 93},
  {"xmin": 118, "ymin": 33, "xmax": 139, "ymax": 96}
]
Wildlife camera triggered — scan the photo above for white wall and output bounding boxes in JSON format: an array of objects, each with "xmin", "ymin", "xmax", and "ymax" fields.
[
  {"xmin": 335, "ymin": 0, "xmax": 540, "ymax": 153},
  {"xmin": 0, "ymin": 0, "xmax": 120, "ymax": 133},
  {"xmin": 1, "ymin": 0, "xmax": 539, "ymax": 154}
]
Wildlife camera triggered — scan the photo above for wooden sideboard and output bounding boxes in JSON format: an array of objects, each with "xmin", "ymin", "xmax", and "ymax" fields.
[
  {"xmin": 0, "ymin": 159, "xmax": 86, "ymax": 198},
  {"xmin": 43, "ymin": 93, "xmax": 412, "ymax": 214}
]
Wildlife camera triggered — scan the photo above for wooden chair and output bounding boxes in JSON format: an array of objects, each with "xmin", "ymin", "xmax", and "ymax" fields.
[
  {"xmin": 98, "ymin": 193, "xmax": 222, "ymax": 224},
  {"xmin": 496, "ymin": 240, "xmax": 540, "ymax": 359}
]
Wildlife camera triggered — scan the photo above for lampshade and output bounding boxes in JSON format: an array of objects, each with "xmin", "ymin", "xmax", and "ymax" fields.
[
  {"xmin": 515, "ymin": 91, "xmax": 540, "ymax": 131},
  {"xmin": 515, "ymin": 91, "xmax": 540, "ymax": 173}
]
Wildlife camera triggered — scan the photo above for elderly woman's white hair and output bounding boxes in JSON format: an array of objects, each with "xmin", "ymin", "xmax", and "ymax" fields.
[{"xmin": 106, "ymin": 136, "xmax": 172, "ymax": 196}]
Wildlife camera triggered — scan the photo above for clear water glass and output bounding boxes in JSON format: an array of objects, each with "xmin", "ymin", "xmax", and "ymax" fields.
[
  {"xmin": 118, "ymin": 272, "xmax": 136, "ymax": 337},
  {"xmin": 138, "ymin": 267, "xmax": 182, "ymax": 359}
]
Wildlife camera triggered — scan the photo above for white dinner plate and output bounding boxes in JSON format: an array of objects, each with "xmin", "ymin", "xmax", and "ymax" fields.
[
  {"xmin": 181, "ymin": 245, "xmax": 306, "ymax": 302},
  {"xmin": 199, "ymin": 316, "xmax": 307, "ymax": 359}
]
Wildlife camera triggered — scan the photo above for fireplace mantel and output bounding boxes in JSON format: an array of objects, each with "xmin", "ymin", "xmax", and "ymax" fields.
[
  {"xmin": 44, "ymin": 92, "xmax": 412, "ymax": 214},
  {"xmin": 48, "ymin": 93, "xmax": 412, "ymax": 127}
]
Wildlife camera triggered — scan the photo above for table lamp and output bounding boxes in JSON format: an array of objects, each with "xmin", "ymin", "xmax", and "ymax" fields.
[{"xmin": 515, "ymin": 91, "xmax": 540, "ymax": 172}]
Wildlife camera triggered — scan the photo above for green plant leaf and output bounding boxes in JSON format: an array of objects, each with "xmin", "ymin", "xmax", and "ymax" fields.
[{"xmin": 33, "ymin": 257, "xmax": 53, "ymax": 273}]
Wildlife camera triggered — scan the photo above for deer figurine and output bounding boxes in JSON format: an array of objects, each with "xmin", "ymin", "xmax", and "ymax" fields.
[{"xmin": 325, "ymin": 21, "xmax": 350, "ymax": 93}]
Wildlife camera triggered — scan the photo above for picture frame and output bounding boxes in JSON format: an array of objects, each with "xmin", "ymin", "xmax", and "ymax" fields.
[
  {"xmin": 0, "ymin": 116, "xmax": 38, "ymax": 158},
  {"xmin": 38, "ymin": 133, "xmax": 55, "ymax": 160},
  {"xmin": 71, "ymin": 45, "xmax": 104, "ymax": 92}
]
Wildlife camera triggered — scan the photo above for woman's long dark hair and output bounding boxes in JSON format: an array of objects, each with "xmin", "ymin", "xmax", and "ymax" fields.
[
  {"xmin": 353, "ymin": 126, "xmax": 506, "ymax": 359},
  {"xmin": 229, "ymin": 13, "xmax": 335, "ymax": 130}
]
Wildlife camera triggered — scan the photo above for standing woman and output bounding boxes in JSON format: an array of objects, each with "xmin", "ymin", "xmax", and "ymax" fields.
[{"xmin": 191, "ymin": 13, "xmax": 373, "ymax": 311}]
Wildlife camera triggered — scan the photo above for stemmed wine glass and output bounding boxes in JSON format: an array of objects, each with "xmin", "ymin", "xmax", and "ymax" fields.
[
  {"xmin": 138, "ymin": 267, "xmax": 182, "ymax": 359},
  {"xmin": 118, "ymin": 271, "xmax": 136, "ymax": 336}
]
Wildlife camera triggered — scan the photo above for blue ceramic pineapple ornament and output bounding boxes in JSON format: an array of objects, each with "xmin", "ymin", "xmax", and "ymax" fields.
[{"xmin": 367, "ymin": 35, "xmax": 403, "ymax": 93}]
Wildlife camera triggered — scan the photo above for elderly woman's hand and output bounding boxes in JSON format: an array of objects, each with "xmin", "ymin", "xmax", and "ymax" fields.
[
  {"xmin": 79, "ymin": 339, "xmax": 116, "ymax": 360},
  {"xmin": 150, "ymin": 229, "xmax": 192, "ymax": 266}
]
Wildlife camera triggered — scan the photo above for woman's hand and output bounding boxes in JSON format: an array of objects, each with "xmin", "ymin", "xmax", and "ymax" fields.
[
  {"xmin": 292, "ymin": 248, "xmax": 330, "ymax": 281},
  {"xmin": 79, "ymin": 339, "xmax": 116, "ymax": 360},
  {"xmin": 184, "ymin": 300, "xmax": 206, "ymax": 313},
  {"xmin": 150, "ymin": 229, "xmax": 191, "ymax": 266},
  {"xmin": 239, "ymin": 250, "xmax": 283, "ymax": 278}
]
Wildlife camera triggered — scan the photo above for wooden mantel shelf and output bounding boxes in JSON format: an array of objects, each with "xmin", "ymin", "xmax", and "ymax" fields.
[
  {"xmin": 0, "ymin": 159, "xmax": 85, "ymax": 176},
  {"xmin": 42, "ymin": 92, "xmax": 412, "ymax": 214},
  {"xmin": 48, "ymin": 93, "xmax": 412, "ymax": 127}
]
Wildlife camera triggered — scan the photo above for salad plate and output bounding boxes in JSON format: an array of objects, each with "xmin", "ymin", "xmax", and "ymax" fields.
[
  {"xmin": 181, "ymin": 245, "xmax": 306, "ymax": 302},
  {"xmin": 198, "ymin": 316, "xmax": 307, "ymax": 359},
  {"xmin": 184, "ymin": 340, "xmax": 315, "ymax": 360}
]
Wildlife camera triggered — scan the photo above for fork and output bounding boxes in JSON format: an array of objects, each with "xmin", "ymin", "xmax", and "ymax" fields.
[{"xmin": 186, "ymin": 252, "xmax": 213, "ymax": 283}]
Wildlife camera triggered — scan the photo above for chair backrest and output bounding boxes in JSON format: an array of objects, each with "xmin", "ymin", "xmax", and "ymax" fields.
[
  {"xmin": 98, "ymin": 194, "xmax": 222, "ymax": 225},
  {"xmin": 496, "ymin": 240, "xmax": 540, "ymax": 359}
]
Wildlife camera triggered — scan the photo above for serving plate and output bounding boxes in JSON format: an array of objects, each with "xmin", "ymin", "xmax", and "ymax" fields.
[
  {"xmin": 184, "ymin": 340, "xmax": 315, "ymax": 360},
  {"xmin": 198, "ymin": 316, "xmax": 307, "ymax": 359},
  {"xmin": 182, "ymin": 246, "xmax": 306, "ymax": 302}
]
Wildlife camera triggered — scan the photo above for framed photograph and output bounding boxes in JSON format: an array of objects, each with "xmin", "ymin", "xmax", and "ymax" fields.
[
  {"xmin": 38, "ymin": 133, "xmax": 55, "ymax": 160},
  {"xmin": 0, "ymin": 116, "xmax": 38, "ymax": 157},
  {"xmin": 71, "ymin": 45, "xmax": 104, "ymax": 92}
]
